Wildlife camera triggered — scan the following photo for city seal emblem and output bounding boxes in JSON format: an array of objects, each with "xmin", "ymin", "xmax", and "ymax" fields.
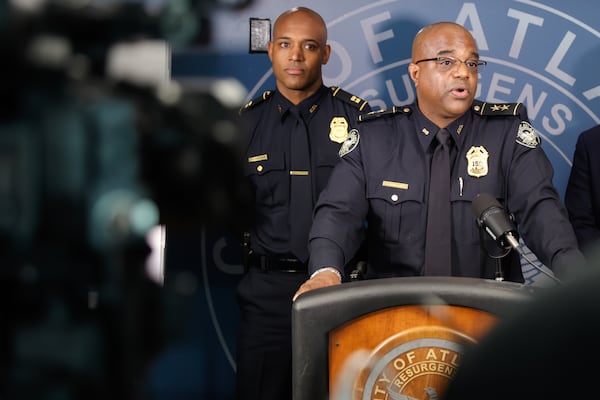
[
  {"xmin": 354, "ymin": 326, "xmax": 477, "ymax": 400},
  {"xmin": 339, "ymin": 129, "xmax": 360, "ymax": 157},
  {"xmin": 516, "ymin": 121, "xmax": 541, "ymax": 149}
]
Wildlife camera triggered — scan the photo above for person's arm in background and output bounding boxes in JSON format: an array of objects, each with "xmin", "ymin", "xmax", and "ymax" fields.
[{"xmin": 565, "ymin": 127, "xmax": 600, "ymax": 252}]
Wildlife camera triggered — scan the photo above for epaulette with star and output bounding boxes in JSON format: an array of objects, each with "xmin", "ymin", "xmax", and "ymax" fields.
[
  {"xmin": 473, "ymin": 101, "xmax": 539, "ymax": 148},
  {"xmin": 239, "ymin": 90, "xmax": 274, "ymax": 115},
  {"xmin": 330, "ymin": 86, "xmax": 369, "ymax": 112},
  {"xmin": 358, "ymin": 106, "xmax": 412, "ymax": 122},
  {"xmin": 472, "ymin": 101, "xmax": 525, "ymax": 118}
]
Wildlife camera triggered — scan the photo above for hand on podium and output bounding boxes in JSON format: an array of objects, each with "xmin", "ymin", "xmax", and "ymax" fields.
[{"xmin": 293, "ymin": 267, "xmax": 341, "ymax": 301}]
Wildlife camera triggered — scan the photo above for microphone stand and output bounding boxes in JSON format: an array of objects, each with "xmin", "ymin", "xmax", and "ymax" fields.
[
  {"xmin": 478, "ymin": 228, "xmax": 509, "ymax": 281},
  {"xmin": 494, "ymin": 259, "xmax": 504, "ymax": 281}
]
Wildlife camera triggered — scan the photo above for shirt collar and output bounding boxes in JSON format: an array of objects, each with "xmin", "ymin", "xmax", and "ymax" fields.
[
  {"xmin": 413, "ymin": 102, "xmax": 470, "ymax": 148},
  {"xmin": 275, "ymin": 85, "xmax": 328, "ymax": 122}
]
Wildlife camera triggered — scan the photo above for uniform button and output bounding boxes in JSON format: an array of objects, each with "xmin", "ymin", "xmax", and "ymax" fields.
[
  {"xmin": 257, "ymin": 165, "xmax": 263, "ymax": 172},
  {"xmin": 391, "ymin": 194, "xmax": 398, "ymax": 202}
]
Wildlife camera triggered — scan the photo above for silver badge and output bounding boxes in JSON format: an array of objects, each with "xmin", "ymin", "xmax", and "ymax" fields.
[
  {"xmin": 339, "ymin": 129, "xmax": 360, "ymax": 157},
  {"xmin": 516, "ymin": 121, "xmax": 540, "ymax": 148}
]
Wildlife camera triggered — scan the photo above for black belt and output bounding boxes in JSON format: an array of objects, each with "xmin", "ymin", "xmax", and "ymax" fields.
[{"xmin": 248, "ymin": 253, "xmax": 307, "ymax": 273}]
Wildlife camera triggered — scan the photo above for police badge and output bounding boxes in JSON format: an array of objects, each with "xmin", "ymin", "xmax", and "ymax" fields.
[
  {"xmin": 329, "ymin": 116, "xmax": 349, "ymax": 143},
  {"xmin": 339, "ymin": 129, "xmax": 359, "ymax": 157},
  {"xmin": 516, "ymin": 121, "xmax": 540, "ymax": 148},
  {"xmin": 466, "ymin": 146, "xmax": 489, "ymax": 178}
]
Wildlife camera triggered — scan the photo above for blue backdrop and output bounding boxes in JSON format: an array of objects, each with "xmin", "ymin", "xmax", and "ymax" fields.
[{"xmin": 164, "ymin": 1, "xmax": 600, "ymax": 398}]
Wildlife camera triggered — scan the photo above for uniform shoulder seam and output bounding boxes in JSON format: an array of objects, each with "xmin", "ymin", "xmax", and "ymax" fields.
[
  {"xmin": 358, "ymin": 106, "xmax": 412, "ymax": 122},
  {"xmin": 239, "ymin": 90, "xmax": 273, "ymax": 115},
  {"xmin": 330, "ymin": 86, "xmax": 369, "ymax": 112}
]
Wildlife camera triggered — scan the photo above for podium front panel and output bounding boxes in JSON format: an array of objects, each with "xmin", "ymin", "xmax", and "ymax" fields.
[
  {"xmin": 292, "ymin": 276, "xmax": 537, "ymax": 400},
  {"xmin": 330, "ymin": 304, "xmax": 496, "ymax": 399}
]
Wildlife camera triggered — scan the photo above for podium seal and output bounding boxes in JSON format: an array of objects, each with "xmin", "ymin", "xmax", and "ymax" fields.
[{"xmin": 354, "ymin": 326, "xmax": 477, "ymax": 400}]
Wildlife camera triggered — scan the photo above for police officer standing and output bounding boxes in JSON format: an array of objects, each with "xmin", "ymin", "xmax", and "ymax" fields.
[
  {"xmin": 236, "ymin": 7, "xmax": 369, "ymax": 400},
  {"xmin": 293, "ymin": 21, "xmax": 584, "ymax": 301}
]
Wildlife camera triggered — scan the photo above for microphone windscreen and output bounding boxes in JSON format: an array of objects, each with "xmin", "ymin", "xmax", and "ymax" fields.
[{"xmin": 471, "ymin": 193, "xmax": 502, "ymax": 218}]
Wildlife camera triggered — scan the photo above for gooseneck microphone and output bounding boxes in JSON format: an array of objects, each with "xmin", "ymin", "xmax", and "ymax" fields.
[
  {"xmin": 471, "ymin": 193, "xmax": 562, "ymax": 284},
  {"xmin": 471, "ymin": 193, "xmax": 521, "ymax": 253}
]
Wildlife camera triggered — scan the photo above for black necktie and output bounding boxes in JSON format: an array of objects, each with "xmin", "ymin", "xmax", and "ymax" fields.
[
  {"xmin": 424, "ymin": 128, "xmax": 452, "ymax": 275},
  {"xmin": 289, "ymin": 107, "xmax": 312, "ymax": 262}
]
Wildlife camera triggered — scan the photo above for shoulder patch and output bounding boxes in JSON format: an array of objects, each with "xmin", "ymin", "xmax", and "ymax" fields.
[
  {"xmin": 358, "ymin": 106, "xmax": 411, "ymax": 122},
  {"xmin": 239, "ymin": 90, "xmax": 273, "ymax": 115},
  {"xmin": 330, "ymin": 86, "xmax": 369, "ymax": 112},
  {"xmin": 516, "ymin": 121, "xmax": 540, "ymax": 148},
  {"xmin": 472, "ymin": 101, "xmax": 522, "ymax": 117},
  {"xmin": 339, "ymin": 129, "xmax": 360, "ymax": 157}
]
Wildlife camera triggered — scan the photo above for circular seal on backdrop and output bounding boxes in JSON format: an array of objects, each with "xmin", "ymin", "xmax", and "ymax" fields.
[
  {"xmin": 355, "ymin": 326, "xmax": 478, "ymax": 400},
  {"xmin": 339, "ymin": 128, "xmax": 360, "ymax": 157}
]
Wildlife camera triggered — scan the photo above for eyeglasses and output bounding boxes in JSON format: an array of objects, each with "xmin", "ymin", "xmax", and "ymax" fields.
[{"xmin": 415, "ymin": 56, "xmax": 486, "ymax": 72}]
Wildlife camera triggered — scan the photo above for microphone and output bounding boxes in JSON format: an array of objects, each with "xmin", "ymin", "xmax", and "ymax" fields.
[
  {"xmin": 471, "ymin": 193, "xmax": 521, "ymax": 254},
  {"xmin": 472, "ymin": 193, "xmax": 562, "ymax": 284}
]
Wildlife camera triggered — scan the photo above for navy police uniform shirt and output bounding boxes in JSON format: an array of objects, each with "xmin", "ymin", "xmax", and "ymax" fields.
[
  {"xmin": 239, "ymin": 84, "xmax": 370, "ymax": 259},
  {"xmin": 309, "ymin": 100, "xmax": 583, "ymax": 282}
]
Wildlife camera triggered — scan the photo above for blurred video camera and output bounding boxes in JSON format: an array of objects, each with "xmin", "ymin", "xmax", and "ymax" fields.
[
  {"xmin": 1, "ymin": 0, "xmax": 253, "ymax": 250},
  {"xmin": 0, "ymin": 0, "xmax": 252, "ymax": 398}
]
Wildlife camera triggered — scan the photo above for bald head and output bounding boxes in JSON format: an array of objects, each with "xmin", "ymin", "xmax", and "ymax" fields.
[
  {"xmin": 407, "ymin": 21, "xmax": 480, "ymax": 128},
  {"xmin": 268, "ymin": 6, "xmax": 330, "ymax": 104},
  {"xmin": 411, "ymin": 22, "xmax": 478, "ymax": 62},
  {"xmin": 274, "ymin": 7, "xmax": 328, "ymax": 43}
]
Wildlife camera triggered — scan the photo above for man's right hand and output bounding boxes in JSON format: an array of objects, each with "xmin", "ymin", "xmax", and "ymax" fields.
[{"xmin": 292, "ymin": 269, "xmax": 341, "ymax": 302}]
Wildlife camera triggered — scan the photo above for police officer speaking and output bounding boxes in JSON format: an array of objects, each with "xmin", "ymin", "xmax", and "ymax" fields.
[{"xmin": 293, "ymin": 21, "xmax": 585, "ymax": 301}]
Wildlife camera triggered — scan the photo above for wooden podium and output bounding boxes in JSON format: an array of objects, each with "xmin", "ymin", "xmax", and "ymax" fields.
[{"xmin": 291, "ymin": 276, "xmax": 538, "ymax": 400}]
